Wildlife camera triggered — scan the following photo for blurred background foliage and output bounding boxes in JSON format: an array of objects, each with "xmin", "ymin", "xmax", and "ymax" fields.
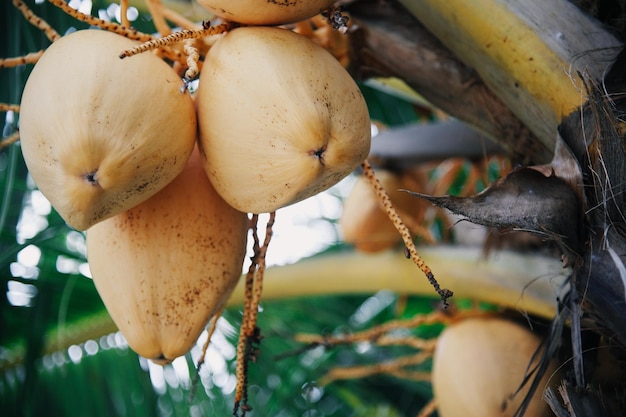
[{"xmin": 0, "ymin": 1, "xmax": 457, "ymax": 416}]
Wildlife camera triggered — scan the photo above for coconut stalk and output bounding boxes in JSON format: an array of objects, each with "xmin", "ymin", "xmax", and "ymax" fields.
[
  {"xmin": 228, "ymin": 246, "xmax": 568, "ymax": 320},
  {"xmin": 345, "ymin": 0, "xmax": 549, "ymax": 164},
  {"xmin": 397, "ymin": 0, "xmax": 622, "ymax": 155}
]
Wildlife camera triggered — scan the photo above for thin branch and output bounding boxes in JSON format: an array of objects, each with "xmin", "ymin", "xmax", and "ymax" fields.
[
  {"xmin": 183, "ymin": 40, "xmax": 200, "ymax": 82},
  {"xmin": 47, "ymin": 0, "xmax": 153, "ymax": 42},
  {"xmin": 119, "ymin": 0, "xmax": 129, "ymax": 28},
  {"xmin": 145, "ymin": 0, "xmax": 172, "ymax": 37},
  {"xmin": 234, "ymin": 216, "xmax": 259, "ymax": 409},
  {"xmin": 189, "ymin": 309, "xmax": 224, "ymax": 401},
  {"xmin": 233, "ymin": 213, "xmax": 276, "ymax": 416},
  {"xmin": 13, "ymin": 0, "xmax": 60, "ymax": 42},
  {"xmin": 0, "ymin": 50, "xmax": 44, "ymax": 68},
  {"xmin": 416, "ymin": 399, "xmax": 438, "ymax": 417},
  {"xmin": 0, "ymin": 104, "xmax": 20, "ymax": 113},
  {"xmin": 161, "ymin": 6, "xmax": 204, "ymax": 31},
  {"xmin": 0, "ymin": 132, "xmax": 20, "ymax": 151},
  {"xmin": 320, "ymin": 351, "xmax": 433, "ymax": 385},
  {"xmin": 119, "ymin": 22, "xmax": 231, "ymax": 59},
  {"xmin": 250, "ymin": 212, "xmax": 275, "ymax": 328},
  {"xmin": 295, "ymin": 310, "xmax": 451, "ymax": 346},
  {"xmin": 361, "ymin": 160, "xmax": 453, "ymax": 306},
  {"xmin": 195, "ymin": 310, "xmax": 223, "ymax": 374}
]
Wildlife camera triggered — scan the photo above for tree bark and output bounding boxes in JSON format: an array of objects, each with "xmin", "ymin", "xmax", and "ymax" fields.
[
  {"xmin": 345, "ymin": 0, "xmax": 550, "ymax": 164},
  {"xmin": 396, "ymin": 0, "xmax": 622, "ymax": 158}
]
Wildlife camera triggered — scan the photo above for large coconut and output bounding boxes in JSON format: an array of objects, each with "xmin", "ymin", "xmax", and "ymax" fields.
[
  {"xmin": 87, "ymin": 148, "xmax": 249, "ymax": 364},
  {"xmin": 196, "ymin": 26, "xmax": 371, "ymax": 213},
  {"xmin": 19, "ymin": 29, "xmax": 196, "ymax": 230},
  {"xmin": 196, "ymin": 0, "xmax": 335, "ymax": 25}
]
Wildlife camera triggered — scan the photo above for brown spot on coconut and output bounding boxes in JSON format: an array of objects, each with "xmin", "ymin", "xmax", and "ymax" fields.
[{"xmin": 87, "ymin": 148, "xmax": 248, "ymax": 364}]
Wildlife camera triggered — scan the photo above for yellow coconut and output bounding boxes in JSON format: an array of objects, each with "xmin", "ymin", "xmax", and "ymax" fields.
[
  {"xmin": 19, "ymin": 29, "xmax": 196, "ymax": 231},
  {"xmin": 196, "ymin": 26, "xmax": 371, "ymax": 213},
  {"xmin": 432, "ymin": 316, "xmax": 556, "ymax": 417},
  {"xmin": 87, "ymin": 148, "xmax": 249, "ymax": 363},
  {"xmin": 341, "ymin": 171, "xmax": 403, "ymax": 252},
  {"xmin": 196, "ymin": 0, "xmax": 335, "ymax": 25},
  {"xmin": 340, "ymin": 169, "xmax": 430, "ymax": 252}
]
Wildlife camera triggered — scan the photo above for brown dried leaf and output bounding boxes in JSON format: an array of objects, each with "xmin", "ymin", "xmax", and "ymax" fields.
[{"xmin": 404, "ymin": 167, "xmax": 583, "ymax": 265}]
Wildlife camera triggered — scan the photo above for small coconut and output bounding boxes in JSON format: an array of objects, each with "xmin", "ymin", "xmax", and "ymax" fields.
[
  {"xmin": 340, "ymin": 168, "xmax": 430, "ymax": 252},
  {"xmin": 432, "ymin": 316, "xmax": 556, "ymax": 417}
]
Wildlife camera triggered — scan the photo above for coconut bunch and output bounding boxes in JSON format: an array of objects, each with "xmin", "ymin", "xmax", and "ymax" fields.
[{"xmin": 18, "ymin": 2, "xmax": 371, "ymax": 363}]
